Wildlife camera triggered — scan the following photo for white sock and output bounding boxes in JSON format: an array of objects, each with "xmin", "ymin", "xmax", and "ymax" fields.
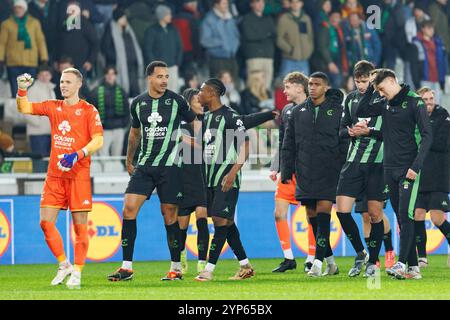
[
  {"xmin": 205, "ymin": 263, "xmax": 215, "ymax": 272},
  {"xmin": 59, "ymin": 259, "xmax": 70, "ymax": 267},
  {"xmin": 122, "ymin": 261, "xmax": 133, "ymax": 270},
  {"xmin": 283, "ymin": 249, "xmax": 294, "ymax": 260},
  {"xmin": 306, "ymin": 255, "xmax": 314, "ymax": 263},
  {"xmin": 239, "ymin": 258, "xmax": 249, "ymax": 266},
  {"xmin": 171, "ymin": 261, "xmax": 182, "ymax": 271},
  {"xmin": 325, "ymin": 256, "xmax": 335, "ymax": 265},
  {"xmin": 313, "ymin": 259, "xmax": 323, "ymax": 269},
  {"xmin": 398, "ymin": 261, "xmax": 406, "ymax": 270},
  {"xmin": 198, "ymin": 260, "xmax": 206, "ymax": 264}
]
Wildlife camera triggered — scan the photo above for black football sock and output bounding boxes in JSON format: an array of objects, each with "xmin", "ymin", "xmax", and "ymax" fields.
[
  {"xmin": 315, "ymin": 213, "xmax": 331, "ymax": 262},
  {"xmin": 368, "ymin": 220, "xmax": 384, "ymax": 264},
  {"xmin": 383, "ymin": 230, "xmax": 394, "ymax": 252},
  {"xmin": 438, "ymin": 220, "xmax": 450, "ymax": 245},
  {"xmin": 337, "ymin": 212, "xmax": 365, "ymax": 254},
  {"xmin": 414, "ymin": 220, "xmax": 427, "ymax": 258},
  {"xmin": 121, "ymin": 219, "xmax": 136, "ymax": 262},
  {"xmin": 227, "ymin": 223, "xmax": 248, "ymax": 261},
  {"xmin": 165, "ymin": 222, "xmax": 181, "ymax": 263},
  {"xmin": 309, "ymin": 216, "xmax": 318, "ymax": 238},
  {"xmin": 180, "ymin": 228, "xmax": 188, "ymax": 252},
  {"xmin": 196, "ymin": 218, "xmax": 209, "ymax": 261},
  {"xmin": 207, "ymin": 226, "xmax": 228, "ymax": 265}
]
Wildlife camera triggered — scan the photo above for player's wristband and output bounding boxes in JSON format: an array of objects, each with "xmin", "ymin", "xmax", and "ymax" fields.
[
  {"xmin": 76, "ymin": 148, "xmax": 87, "ymax": 160},
  {"xmin": 17, "ymin": 88, "xmax": 27, "ymax": 97}
]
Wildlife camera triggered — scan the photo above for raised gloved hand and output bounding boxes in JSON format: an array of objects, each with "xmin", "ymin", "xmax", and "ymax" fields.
[{"xmin": 17, "ymin": 73, "xmax": 34, "ymax": 91}]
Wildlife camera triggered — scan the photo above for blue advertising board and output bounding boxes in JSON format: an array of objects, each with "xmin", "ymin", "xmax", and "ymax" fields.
[{"xmin": 0, "ymin": 193, "xmax": 448, "ymax": 265}]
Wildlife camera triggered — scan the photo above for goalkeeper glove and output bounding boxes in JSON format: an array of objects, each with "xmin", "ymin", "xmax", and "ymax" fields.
[{"xmin": 57, "ymin": 150, "xmax": 86, "ymax": 172}]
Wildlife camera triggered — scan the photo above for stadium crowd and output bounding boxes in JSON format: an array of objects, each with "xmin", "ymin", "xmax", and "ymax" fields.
[{"xmin": 1, "ymin": 0, "xmax": 450, "ymax": 158}]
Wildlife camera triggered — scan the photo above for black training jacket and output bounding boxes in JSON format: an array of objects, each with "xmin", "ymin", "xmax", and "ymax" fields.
[
  {"xmin": 355, "ymin": 84, "xmax": 432, "ymax": 173},
  {"xmin": 419, "ymin": 105, "xmax": 450, "ymax": 192},
  {"xmin": 281, "ymin": 89, "xmax": 344, "ymax": 200}
]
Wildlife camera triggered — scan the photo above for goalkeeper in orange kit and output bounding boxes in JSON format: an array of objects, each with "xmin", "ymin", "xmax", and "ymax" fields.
[{"xmin": 16, "ymin": 69, "xmax": 103, "ymax": 289}]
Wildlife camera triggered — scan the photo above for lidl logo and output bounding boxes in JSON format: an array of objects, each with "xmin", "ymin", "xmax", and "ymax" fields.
[
  {"xmin": 291, "ymin": 206, "xmax": 342, "ymax": 254},
  {"xmin": 0, "ymin": 209, "xmax": 11, "ymax": 258},
  {"xmin": 185, "ymin": 213, "xmax": 228, "ymax": 257},
  {"xmin": 70, "ymin": 202, "xmax": 121, "ymax": 261},
  {"xmin": 424, "ymin": 212, "xmax": 445, "ymax": 254}
]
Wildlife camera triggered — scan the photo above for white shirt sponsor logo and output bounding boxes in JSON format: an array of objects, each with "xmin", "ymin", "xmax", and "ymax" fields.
[
  {"xmin": 58, "ymin": 120, "xmax": 71, "ymax": 135},
  {"xmin": 148, "ymin": 112, "xmax": 162, "ymax": 125}
]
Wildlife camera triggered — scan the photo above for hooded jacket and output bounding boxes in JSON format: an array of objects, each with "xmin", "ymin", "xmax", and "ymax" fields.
[
  {"xmin": 419, "ymin": 105, "xmax": 450, "ymax": 192},
  {"xmin": 281, "ymin": 89, "xmax": 344, "ymax": 200}
]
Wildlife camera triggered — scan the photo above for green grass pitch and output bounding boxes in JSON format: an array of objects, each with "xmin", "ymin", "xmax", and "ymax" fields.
[{"xmin": 1, "ymin": 256, "xmax": 450, "ymax": 300}]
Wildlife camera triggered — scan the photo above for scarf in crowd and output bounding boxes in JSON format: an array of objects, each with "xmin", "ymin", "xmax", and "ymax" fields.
[
  {"xmin": 14, "ymin": 15, "xmax": 31, "ymax": 49},
  {"xmin": 97, "ymin": 85, "xmax": 125, "ymax": 121}
]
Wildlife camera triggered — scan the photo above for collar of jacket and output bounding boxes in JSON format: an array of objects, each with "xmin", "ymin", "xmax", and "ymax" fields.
[
  {"xmin": 213, "ymin": 8, "xmax": 232, "ymax": 20},
  {"xmin": 304, "ymin": 89, "xmax": 344, "ymax": 108},
  {"xmin": 388, "ymin": 84, "xmax": 410, "ymax": 106}
]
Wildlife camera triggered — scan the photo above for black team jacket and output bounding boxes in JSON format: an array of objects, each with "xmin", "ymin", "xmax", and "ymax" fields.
[
  {"xmin": 281, "ymin": 89, "xmax": 344, "ymax": 201},
  {"xmin": 356, "ymin": 84, "xmax": 432, "ymax": 173},
  {"xmin": 419, "ymin": 105, "xmax": 450, "ymax": 193}
]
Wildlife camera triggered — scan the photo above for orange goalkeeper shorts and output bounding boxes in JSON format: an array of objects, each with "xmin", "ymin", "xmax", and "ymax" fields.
[
  {"xmin": 275, "ymin": 175, "xmax": 298, "ymax": 205},
  {"xmin": 40, "ymin": 176, "xmax": 92, "ymax": 212}
]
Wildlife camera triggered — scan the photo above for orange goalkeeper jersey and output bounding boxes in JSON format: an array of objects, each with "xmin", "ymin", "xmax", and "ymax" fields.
[{"xmin": 31, "ymin": 99, "xmax": 103, "ymax": 180}]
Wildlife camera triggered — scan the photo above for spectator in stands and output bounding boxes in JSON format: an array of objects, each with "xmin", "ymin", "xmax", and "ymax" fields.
[
  {"xmin": 339, "ymin": 74, "xmax": 355, "ymax": 100},
  {"xmin": 102, "ymin": 6, "xmax": 144, "ymax": 97},
  {"xmin": 405, "ymin": 2, "xmax": 431, "ymax": 43},
  {"xmin": 53, "ymin": 55, "xmax": 90, "ymax": 99},
  {"xmin": 55, "ymin": 2, "xmax": 99, "ymax": 75},
  {"xmin": 240, "ymin": 70, "xmax": 274, "ymax": 122},
  {"xmin": 219, "ymin": 69, "xmax": 241, "ymax": 112},
  {"xmin": 173, "ymin": 0, "xmax": 202, "ymax": 76},
  {"xmin": 179, "ymin": 70, "xmax": 200, "ymax": 93},
  {"xmin": 0, "ymin": 0, "xmax": 48, "ymax": 97},
  {"xmin": 404, "ymin": 1, "xmax": 430, "ymax": 89},
  {"xmin": 313, "ymin": 0, "xmax": 332, "ymax": 32},
  {"xmin": 428, "ymin": 0, "xmax": 450, "ymax": 55},
  {"xmin": 25, "ymin": 65, "xmax": 54, "ymax": 157},
  {"xmin": 56, "ymin": 0, "xmax": 105, "ymax": 26},
  {"xmin": 125, "ymin": 0, "xmax": 155, "ymax": 49},
  {"xmin": 200, "ymin": 0, "xmax": 240, "ymax": 81},
  {"xmin": 143, "ymin": 4, "xmax": 183, "ymax": 92},
  {"xmin": 89, "ymin": 66, "xmax": 129, "ymax": 158},
  {"xmin": 276, "ymin": 0, "xmax": 314, "ymax": 77},
  {"xmin": 240, "ymin": 70, "xmax": 275, "ymax": 166},
  {"xmin": 413, "ymin": 20, "xmax": 448, "ymax": 103},
  {"xmin": 240, "ymin": 0, "xmax": 276, "ymax": 90},
  {"xmin": 312, "ymin": 9, "xmax": 349, "ymax": 88},
  {"xmin": 28, "ymin": 0, "xmax": 59, "ymax": 63},
  {"xmin": 377, "ymin": 0, "xmax": 408, "ymax": 70},
  {"xmin": 343, "ymin": 12, "xmax": 382, "ymax": 70},
  {"xmin": 341, "ymin": 0, "xmax": 364, "ymax": 19},
  {"xmin": 261, "ymin": 0, "xmax": 284, "ymax": 16}
]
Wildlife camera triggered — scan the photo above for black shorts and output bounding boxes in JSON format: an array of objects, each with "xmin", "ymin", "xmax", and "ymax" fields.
[
  {"xmin": 415, "ymin": 192, "xmax": 450, "ymax": 212},
  {"xmin": 179, "ymin": 164, "xmax": 207, "ymax": 212},
  {"xmin": 207, "ymin": 186, "xmax": 239, "ymax": 220},
  {"xmin": 354, "ymin": 198, "xmax": 388, "ymax": 214},
  {"xmin": 125, "ymin": 165, "xmax": 183, "ymax": 205},
  {"xmin": 337, "ymin": 162, "xmax": 385, "ymax": 201},
  {"xmin": 179, "ymin": 205, "xmax": 207, "ymax": 217}
]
